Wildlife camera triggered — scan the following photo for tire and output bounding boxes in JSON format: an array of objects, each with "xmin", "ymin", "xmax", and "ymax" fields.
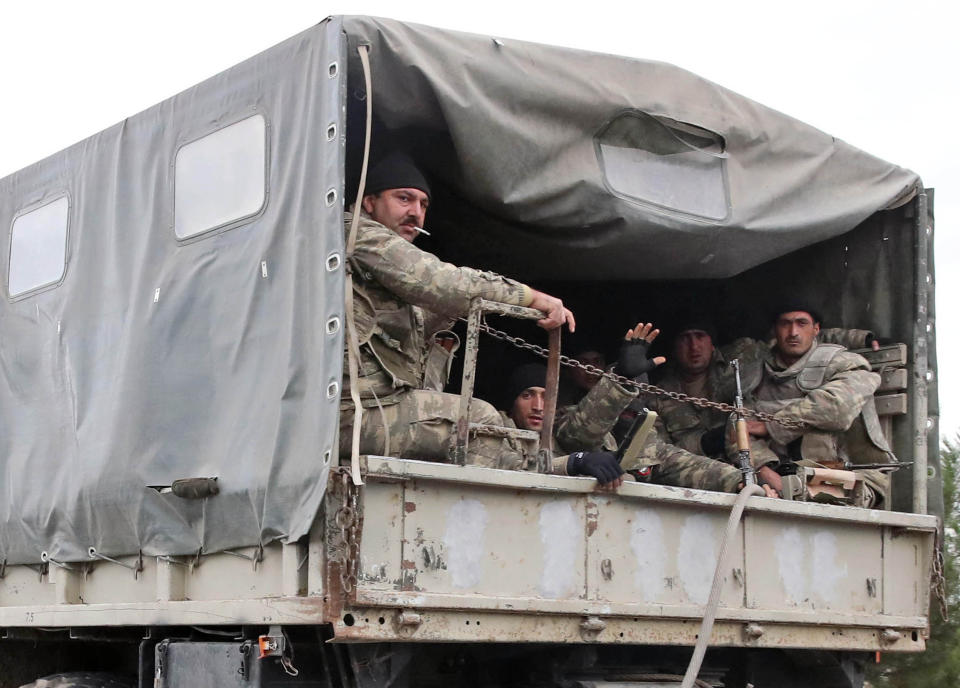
[{"xmin": 19, "ymin": 672, "xmax": 134, "ymax": 688}]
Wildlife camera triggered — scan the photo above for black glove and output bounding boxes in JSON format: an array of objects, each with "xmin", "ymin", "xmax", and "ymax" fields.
[
  {"xmin": 700, "ymin": 426, "xmax": 726, "ymax": 457},
  {"xmin": 617, "ymin": 339, "xmax": 658, "ymax": 378},
  {"xmin": 567, "ymin": 451, "xmax": 625, "ymax": 485}
]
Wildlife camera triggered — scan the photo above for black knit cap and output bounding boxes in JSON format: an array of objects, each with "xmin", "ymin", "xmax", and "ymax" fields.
[
  {"xmin": 771, "ymin": 304, "xmax": 823, "ymax": 326},
  {"xmin": 365, "ymin": 152, "xmax": 431, "ymax": 198},
  {"xmin": 503, "ymin": 363, "xmax": 547, "ymax": 410},
  {"xmin": 672, "ymin": 312, "xmax": 717, "ymax": 343}
]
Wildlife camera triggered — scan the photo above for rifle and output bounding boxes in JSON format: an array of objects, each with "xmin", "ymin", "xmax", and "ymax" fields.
[
  {"xmin": 845, "ymin": 461, "xmax": 909, "ymax": 471},
  {"xmin": 730, "ymin": 359, "xmax": 757, "ymax": 486}
]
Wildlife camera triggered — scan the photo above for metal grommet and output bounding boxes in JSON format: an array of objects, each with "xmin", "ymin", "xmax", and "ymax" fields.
[
  {"xmin": 326, "ymin": 381, "xmax": 339, "ymax": 399},
  {"xmin": 326, "ymin": 317, "xmax": 341, "ymax": 335},
  {"xmin": 327, "ymin": 124, "xmax": 337, "ymax": 141},
  {"xmin": 328, "ymin": 62, "xmax": 338, "ymax": 78},
  {"xmin": 325, "ymin": 189, "xmax": 337, "ymax": 207},
  {"xmin": 326, "ymin": 253, "xmax": 341, "ymax": 272},
  {"xmin": 323, "ymin": 450, "xmax": 332, "ymax": 466}
]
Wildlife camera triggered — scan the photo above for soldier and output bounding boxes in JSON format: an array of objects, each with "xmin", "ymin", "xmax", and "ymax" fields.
[
  {"xmin": 340, "ymin": 152, "xmax": 580, "ymax": 473},
  {"xmin": 644, "ymin": 317, "xmax": 730, "ymax": 459},
  {"xmin": 736, "ymin": 307, "xmax": 895, "ymax": 507},
  {"xmin": 501, "ymin": 324, "xmax": 776, "ymax": 496}
]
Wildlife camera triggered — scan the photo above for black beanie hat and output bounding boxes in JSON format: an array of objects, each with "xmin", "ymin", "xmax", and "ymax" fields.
[
  {"xmin": 772, "ymin": 304, "xmax": 823, "ymax": 326},
  {"xmin": 503, "ymin": 363, "xmax": 547, "ymax": 410},
  {"xmin": 365, "ymin": 152, "xmax": 431, "ymax": 198},
  {"xmin": 672, "ymin": 311, "xmax": 717, "ymax": 343}
]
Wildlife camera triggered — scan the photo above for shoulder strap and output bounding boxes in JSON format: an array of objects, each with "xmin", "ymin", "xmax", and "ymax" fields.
[{"xmin": 797, "ymin": 343, "xmax": 844, "ymax": 391}]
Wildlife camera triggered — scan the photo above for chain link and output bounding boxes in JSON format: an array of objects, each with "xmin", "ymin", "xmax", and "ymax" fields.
[
  {"xmin": 932, "ymin": 528, "xmax": 949, "ymax": 621},
  {"xmin": 334, "ymin": 471, "xmax": 360, "ymax": 594},
  {"xmin": 473, "ymin": 320, "xmax": 806, "ymax": 430}
]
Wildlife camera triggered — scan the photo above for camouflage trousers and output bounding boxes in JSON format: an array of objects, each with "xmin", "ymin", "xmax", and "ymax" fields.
[
  {"xmin": 623, "ymin": 435, "xmax": 741, "ymax": 493},
  {"xmin": 339, "ymin": 389, "xmax": 526, "ymax": 470}
]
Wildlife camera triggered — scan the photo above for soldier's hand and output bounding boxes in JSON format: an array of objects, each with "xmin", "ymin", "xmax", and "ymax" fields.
[
  {"xmin": 625, "ymin": 322, "xmax": 661, "ymax": 345},
  {"xmin": 757, "ymin": 465, "xmax": 783, "ymax": 496},
  {"xmin": 567, "ymin": 451, "xmax": 625, "ymax": 489},
  {"xmin": 737, "ymin": 481, "xmax": 781, "ymax": 499},
  {"xmin": 529, "ymin": 290, "xmax": 576, "ymax": 332},
  {"xmin": 760, "ymin": 483, "xmax": 781, "ymax": 498},
  {"xmin": 618, "ymin": 322, "xmax": 666, "ymax": 377}
]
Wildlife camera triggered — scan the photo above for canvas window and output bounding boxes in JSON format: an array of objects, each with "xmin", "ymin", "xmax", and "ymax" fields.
[
  {"xmin": 174, "ymin": 114, "xmax": 267, "ymax": 239},
  {"xmin": 8, "ymin": 196, "xmax": 69, "ymax": 297},
  {"xmin": 596, "ymin": 112, "xmax": 729, "ymax": 221}
]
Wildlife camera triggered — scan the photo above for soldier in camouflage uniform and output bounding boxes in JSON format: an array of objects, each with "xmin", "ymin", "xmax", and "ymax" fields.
[
  {"xmin": 736, "ymin": 307, "xmax": 895, "ymax": 508},
  {"xmin": 500, "ymin": 322, "xmax": 767, "ymax": 495},
  {"xmin": 649, "ymin": 316, "xmax": 879, "ymax": 461},
  {"xmin": 340, "ymin": 153, "xmax": 584, "ymax": 474}
]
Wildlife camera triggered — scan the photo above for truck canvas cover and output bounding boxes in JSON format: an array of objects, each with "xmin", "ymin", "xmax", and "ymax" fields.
[{"xmin": 0, "ymin": 16, "xmax": 927, "ymax": 565}]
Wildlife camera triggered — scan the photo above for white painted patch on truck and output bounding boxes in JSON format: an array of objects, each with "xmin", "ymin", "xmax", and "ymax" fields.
[
  {"xmin": 776, "ymin": 527, "xmax": 808, "ymax": 605},
  {"xmin": 678, "ymin": 514, "xmax": 716, "ymax": 604},
  {"xmin": 812, "ymin": 530, "xmax": 847, "ymax": 605},
  {"xmin": 539, "ymin": 500, "xmax": 579, "ymax": 598},
  {"xmin": 630, "ymin": 507, "xmax": 666, "ymax": 602},
  {"xmin": 443, "ymin": 499, "xmax": 487, "ymax": 589}
]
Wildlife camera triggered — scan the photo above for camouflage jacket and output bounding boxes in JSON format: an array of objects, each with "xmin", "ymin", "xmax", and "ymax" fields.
[
  {"xmin": 649, "ymin": 328, "xmax": 875, "ymax": 456},
  {"xmin": 501, "ymin": 375, "xmax": 741, "ymax": 492},
  {"xmin": 749, "ymin": 341, "xmax": 886, "ymax": 456},
  {"xmin": 746, "ymin": 340, "xmax": 894, "ymax": 506},
  {"xmin": 497, "ymin": 375, "xmax": 634, "ymax": 473},
  {"xmin": 344, "ymin": 211, "xmax": 532, "ymax": 405}
]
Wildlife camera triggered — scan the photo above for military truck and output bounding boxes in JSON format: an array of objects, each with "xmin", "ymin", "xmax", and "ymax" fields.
[{"xmin": 0, "ymin": 15, "xmax": 942, "ymax": 688}]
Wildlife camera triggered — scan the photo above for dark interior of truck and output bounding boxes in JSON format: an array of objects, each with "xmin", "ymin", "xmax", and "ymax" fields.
[{"xmin": 343, "ymin": 90, "xmax": 937, "ymax": 515}]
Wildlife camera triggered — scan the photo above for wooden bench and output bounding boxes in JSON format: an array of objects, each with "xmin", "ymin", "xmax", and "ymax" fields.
[{"xmin": 852, "ymin": 343, "xmax": 908, "ymax": 447}]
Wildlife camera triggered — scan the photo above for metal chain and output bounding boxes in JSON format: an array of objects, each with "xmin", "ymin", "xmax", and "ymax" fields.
[
  {"xmin": 932, "ymin": 528, "xmax": 949, "ymax": 621},
  {"xmin": 474, "ymin": 320, "xmax": 806, "ymax": 430},
  {"xmin": 333, "ymin": 471, "xmax": 360, "ymax": 594}
]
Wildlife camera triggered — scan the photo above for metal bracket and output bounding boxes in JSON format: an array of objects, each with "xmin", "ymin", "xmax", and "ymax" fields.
[
  {"xmin": 88, "ymin": 547, "xmax": 144, "ymax": 579},
  {"xmin": 156, "ymin": 555, "xmax": 190, "ymax": 567},
  {"xmin": 223, "ymin": 544, "xmax": 265, "ymax": 570},
  {"xmin": 40, "ymin": 551, "xmax": 73, "ymax": 571},
  {"xmin": 155, "ymin": 638, "xmax": 170, "ymax": 683},
  {"xmin": 579, "ymin": 615, "xmax": 606, "ymax": 640},
  {"xmin": 239, "ymin": 639, "xmax": 254, "ymax": 682},
  {"xmin": 455, "ymin": 298, "xmax": 554, "ymax": 469}
]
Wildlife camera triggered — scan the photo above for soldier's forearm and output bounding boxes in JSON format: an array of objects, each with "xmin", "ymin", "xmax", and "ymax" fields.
[{"xmin": 819, "ymin": 327, "xmax": 875, "ymax": 349}]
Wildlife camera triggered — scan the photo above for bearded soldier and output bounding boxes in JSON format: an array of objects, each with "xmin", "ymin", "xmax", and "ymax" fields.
[
  {"xmin": 341, "ymin": 153, "xmax": 628, "ymax": 487},
  {"xmin": 736, "ymin": 307, "xmax": 895, "ymax": 507}
]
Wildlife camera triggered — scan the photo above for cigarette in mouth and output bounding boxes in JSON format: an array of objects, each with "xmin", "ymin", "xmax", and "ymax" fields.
[{"xmin": 413, "ymin": 226, "xmax": 431, "ymax": 236}]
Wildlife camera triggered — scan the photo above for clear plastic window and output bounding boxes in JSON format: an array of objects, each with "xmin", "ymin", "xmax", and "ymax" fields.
[
  {"xmin": 174, "ymin": 114, "xmax": 267, "ymax": 239},
  {"xmin": 8, "ymin": 196, "xmax": 69, "ymax": 297},
  {"xmin": 596, "ymin": 112, "xmax": 729, "ymax": 221}
]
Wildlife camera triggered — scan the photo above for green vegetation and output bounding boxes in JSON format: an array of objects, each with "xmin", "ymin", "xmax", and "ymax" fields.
[{"xmin": 868, "ymin": 439, "xmax": 960, "ymax": 686}]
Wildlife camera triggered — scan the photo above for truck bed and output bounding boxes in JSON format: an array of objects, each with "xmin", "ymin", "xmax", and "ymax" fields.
[{"xmin": 0, "ymin": 457, "xmax": 935, "ymax": 654}]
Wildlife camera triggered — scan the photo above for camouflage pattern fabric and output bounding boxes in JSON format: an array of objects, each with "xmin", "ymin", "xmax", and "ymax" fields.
[
  {"xmin": 752, "ymin": 343, "xmax": 880, "ymax": 446},
  {"xmin": 343, "ymin": 211, "xmax": 533, "ymax": 401},
  {"xmin": 553, "ymin": 375, "xmax": 742, "ymax": 492},
  {"xmin": 339, "ymin": 211, "xmax": 536, "ymax": 468},
  {"xmin": 646, "ymin": 351, "xmax": 731, "ymax": 457},
  {"xmin": 742, "ymin": 340, "xmax": 890, "ymax": 507},
  {"xmin": 621, "ymin": 434, "xmax": 742, "ymax": 493},
  {"xmin": 554, "ymin": 375, "xmax": 636, "ymax": 454},
  {"xmin": 649, "ymin": 329, "xmax": 874, "ymax": 457},
  {"xmin": 340, "ymin": 389, "xmax": 527, "ymax": 469}
]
